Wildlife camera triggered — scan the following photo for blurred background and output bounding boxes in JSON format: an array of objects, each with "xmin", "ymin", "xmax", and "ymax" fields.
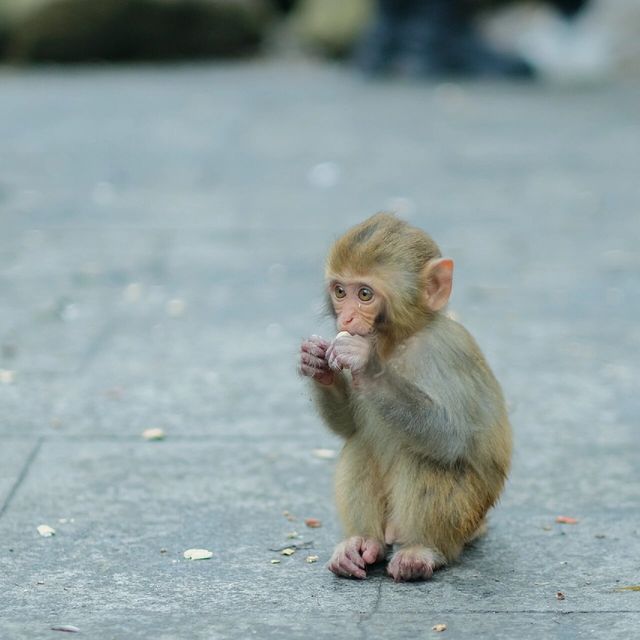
[{"xmin": 0, "ymin": 0, "xmax": 638, "ymax": 77}]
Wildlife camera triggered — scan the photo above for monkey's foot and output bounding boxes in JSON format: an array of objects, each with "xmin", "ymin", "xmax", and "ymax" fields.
[
  {"xmin": 327, "ymin": 536, "xmax": 385, "ymax": 580},
  {"xmin": 387, "ymin": 545, "xmax": 444, "ymax": 582}
]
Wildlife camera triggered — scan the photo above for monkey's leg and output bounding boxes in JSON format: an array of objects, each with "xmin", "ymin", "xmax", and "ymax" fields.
[
  {"xmin": 387, "ymin": 463, "xmax": 492, "ymax": 582},
  {"xmin": 387, "ymin": 545, "xmax": 445, "ymax": 582},
  {"xmin": 328, "ymin": 437, "xmax": 387, "ymax": 579}
]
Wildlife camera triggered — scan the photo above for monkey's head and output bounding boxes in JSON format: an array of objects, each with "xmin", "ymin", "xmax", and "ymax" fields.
[{"xmin": 325, "ymin": 213, "xmax": 453, "ymax": 345}]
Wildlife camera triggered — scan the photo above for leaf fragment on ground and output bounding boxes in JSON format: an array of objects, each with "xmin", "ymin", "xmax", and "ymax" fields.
[
  {"xmin": 432, "ymin": 623, "xmax": 447, "ymax": 632},
  {"xmin": 555, "ymin": 516, "xmax": 578, "ymax": 525},
  {"xmin": 0, "ymin": 369, "xmax": 15, "ymax": 384},
  {"xmin": 270, "ymin": 559, "xmax": 281, "ymax": 564},
  {"xmin": 286, "ymin": 531, "xmax": 300, "ymax": 539},
  {"xmin": 51, "ymin": 625, "xmax": 80, "ymax": 633},
  {"xmin": 183, "ymin": 548, "xmax": 213, "ymax": 560},
  {"xmin": 281, "ymin": 548, "xmax": 295, "ymax": 556},
  {"xmin": 304, "ymin": 518, "xmax": 322, "ymax": 528},
  {"xmin": 123, "ymin": 282, "xmax": 142, "ymax": 302},
  {"xmin": 312, "ymin": 448, "xmax": 337, "ymax": 459},
  {"xmin": 615, "ymin": 585, "xmax": 640, "ymax": 592},
  {"xmin": 142, "ymin": 428, "xmax": 165, "ymax": 441},
  {"xmin": 37, "ymin": 524, "xmax": 56, "ymax": 537},
  {"xmin": 166, "ymin": 298, "xmax": 186, "ymax": 317},
  {"xmin": 556, "ymin": 591, "xmax": 566, "ymax": 600},
  {"xmin": 306, "ymin": 555, "xmax": 319, "ymax": 563}
]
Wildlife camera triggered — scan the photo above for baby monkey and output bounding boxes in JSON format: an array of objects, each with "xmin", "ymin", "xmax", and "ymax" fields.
[{"xmin": 299, "ymin": 213, "xmax": 511, "ymax": 581}]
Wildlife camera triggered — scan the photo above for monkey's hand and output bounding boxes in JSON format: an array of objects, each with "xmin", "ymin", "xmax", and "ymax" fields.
[
  {"xmin": 326, "ymin": 334, "xmax": 372, "ymax": 379},
  {"xmin": 299, "ymin": 335, "xmax": 335, "ymax": 386}
]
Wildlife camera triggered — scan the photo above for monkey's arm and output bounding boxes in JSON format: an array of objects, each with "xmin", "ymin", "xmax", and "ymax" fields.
[
  {"xmin": 311, "ymin": 374, "xmax": 357, "ymax": 439},
  {"xmin": 356, "ymin": 363, "xmax": 472, "ymax": 465}
]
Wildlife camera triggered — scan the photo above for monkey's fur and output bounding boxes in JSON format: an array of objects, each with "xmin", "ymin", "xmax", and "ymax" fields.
[{"xmin": 310, "ymin": 214, "xmax": 511, "ymax": 576}]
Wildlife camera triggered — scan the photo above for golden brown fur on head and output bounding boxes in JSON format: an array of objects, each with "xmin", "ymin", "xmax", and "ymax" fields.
[{"xmin": 326, "ymin": 213, "xmax": 443, "ymax": 346}]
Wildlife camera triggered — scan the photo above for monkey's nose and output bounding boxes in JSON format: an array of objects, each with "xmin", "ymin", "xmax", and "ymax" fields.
[{"xmin": 343, "ymin": 319, "xmax": 358, "ymax": 332}]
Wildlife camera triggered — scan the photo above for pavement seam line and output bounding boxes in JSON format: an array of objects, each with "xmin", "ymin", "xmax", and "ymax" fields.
[
  {"xmin": 356, "ymin": 577, "xmax": 385, "ymax": 636},
  {"xmin": 0, "ymin": 437, "xmax": 44, "ymax": 520},
  {"xmin": 372, "ymin": 578, "xmax": 383, "ymax": 613}
]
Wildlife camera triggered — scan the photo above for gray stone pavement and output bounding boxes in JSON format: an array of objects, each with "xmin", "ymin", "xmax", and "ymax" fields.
[{"xmin": 0, "ymin": 59, "xmax": 639, "ymax": 638}]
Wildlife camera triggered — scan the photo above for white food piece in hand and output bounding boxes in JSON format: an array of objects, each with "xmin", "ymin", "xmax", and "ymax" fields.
[
  {"xmin": 37, "ymin": 524, "xmax": 56, "ymax": 537},
  {"xmin": 183, "ymin": 548, "xmax": 213, "ymax": 560},
  {"xmin": 335, "ymin": 331, "xmax": 351, "ymax": 339}
]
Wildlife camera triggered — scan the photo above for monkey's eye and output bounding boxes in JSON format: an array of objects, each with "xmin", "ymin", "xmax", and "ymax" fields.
[
  {"xmin": 358, "ymin": 287, "xmax": 374, "ymax": 302},
  {"xmin": 333, "ymin": 285, "xmax": 347, "ymax": 299}
]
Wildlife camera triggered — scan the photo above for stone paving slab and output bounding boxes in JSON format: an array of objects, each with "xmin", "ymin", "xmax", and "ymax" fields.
[
  {"xmin": 1, "ymin": 439, "xmax": 638, "ymax": 638},
  {"xmin": 1, "ymin": 65, "xmax": 638, "ymax": 234},
  {"xmin": 2, "ymin": 440, "xmax": 639, "ymax": 587},
  {"xmin": 3, "ymin": 613, "xmax": 640, "ymax": 640},
  {"xmin": 0, "ymin": 440, "xmax": 370, "ymax": 627},
  {"xmin": 3, "ymin": 612, "xmax": 640, "ymax": 640}
]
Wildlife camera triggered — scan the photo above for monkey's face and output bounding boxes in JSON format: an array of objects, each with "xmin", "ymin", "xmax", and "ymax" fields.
[{"xmin": 329, "ymin": 278, "xmax": 384, "ymax": 336}]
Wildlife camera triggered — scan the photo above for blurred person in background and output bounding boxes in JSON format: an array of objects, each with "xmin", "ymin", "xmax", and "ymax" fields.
[{"xmin": 356, "ymin": 0, "xmax": 588, "ymax": 78}]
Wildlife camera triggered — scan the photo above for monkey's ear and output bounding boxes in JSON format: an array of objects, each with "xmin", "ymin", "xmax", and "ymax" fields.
[{"xmin": 423, "ymin": 258, "xmax": 454, "ymax": 311}]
